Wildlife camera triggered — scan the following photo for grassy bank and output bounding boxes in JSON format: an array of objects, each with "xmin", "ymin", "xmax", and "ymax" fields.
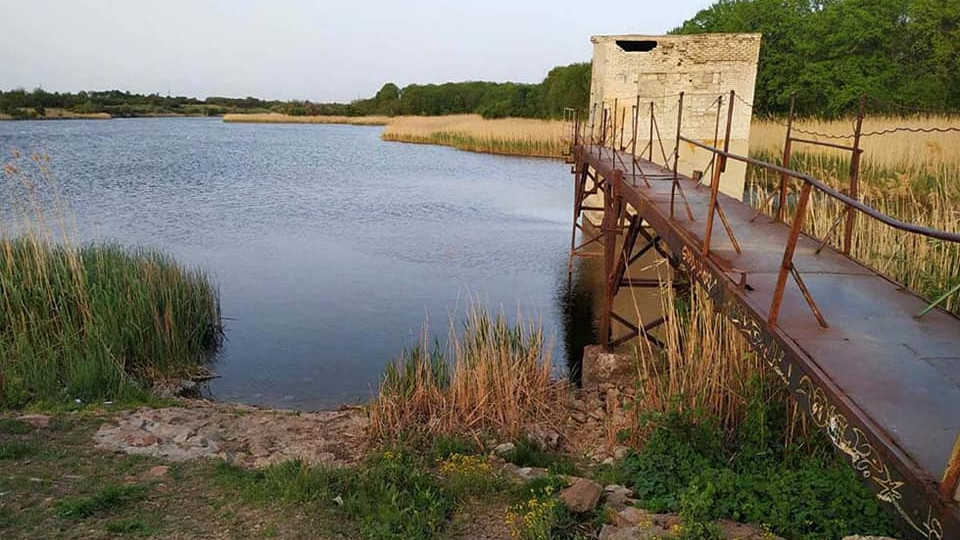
[
  {"xmin": 382, "ymin": 115, "xmax": 567, "ymax": 158},
  {"xmin": 0, "ymin": 237, "xmax": 222, "ymax": 408},
  {"xmin": 222, "ymin": 113, "xmax": 391, "ymax": 125},
  {"xmin": 0, "ymin": 108, "xmax": 112, "ymax": 120}
]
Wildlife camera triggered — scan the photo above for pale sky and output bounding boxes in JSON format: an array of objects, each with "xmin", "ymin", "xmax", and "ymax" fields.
[{"xmin": 0, "ymin": 0, "xmax": 715, "ymax": 102}]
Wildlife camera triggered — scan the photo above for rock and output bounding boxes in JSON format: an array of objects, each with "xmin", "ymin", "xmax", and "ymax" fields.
[
  {"xmin": 146, "ymin": 465, "xmax": 170, "ymax": 478},
  {"xmin": 570, "ymin": 410, "xmax": 588, "ymax": 423},
  {"xmin": 588, "ymin": 408, "xmax": 606, "ymax": 421},
  {"xmin": 612, "ymin": 507, "xmax": 652, "ymax": 527},
  {"xmin": 124, "ymin": 433, "xmax": 161, "ymax": 447},
  {"xmin": 599, "ymin": 524, "xmax": 671, "ymax": 540},
  {"xmin": 571, "ymin": 399, "xmax": 587, "ymax": 412},
  {"xmin": 524, "ymin": 424, "xmax": 560, "ymax": 450},
  {"xmin": 717, "ymin": 519, "xmax": 785, "ymax": 540},
  {"xmin": 604, "ymin": 484, "xmax": 635, "ymax": 509},
  {"xmin": 605, "ymin": 389, "xmax": 620, "ymax": 412},
  {"xmin": 582, "ymin": 345, "xmax": 636, "ymax": 388},
  {"xmin": 558, "ymin": 477, "xmax": 603, "ymax": 513},
  {"xmin": 613, "ymin": 446, "xmax": 630, "ymax": 460},
  {"xmin": 17, "ymin": 414, "xmax": 51, "ymax": 428},
  {"xmin": 493, "ymin": 442, "xmax": 515, "ymax": 457},
  {"xmin": 514, "ymin": 466, "xmax": 548, "ymax": 481},
  {"xmin": 93, "ymin": 403, "xmax": 367, "ymax": 468},
  {"xmin": 602, "ymin": 457, "xmax": 615, "ymax": 466}
]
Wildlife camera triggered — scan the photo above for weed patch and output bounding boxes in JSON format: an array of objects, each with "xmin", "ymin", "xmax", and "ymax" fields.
[
  {"xmin": 105, "ymin": 517, "xmax": 153, "ymax": 535},
  {"xmin": 614, "ymin": 400, "xmax": 898, "ymax": 540},
  {"xmin": 55, "ymin": 484, "xmax": 150, "ymax": 519},
  {"xmin": 0, "ymin": 442, "xmax": 35, "ymax": 460},
  {"xmin": 217, "ymin": 450, "xmax": 457, "ymax": 540},
  {"xmin": 0, "ymin": 418, "xmax": 33, "ymax": 434}
]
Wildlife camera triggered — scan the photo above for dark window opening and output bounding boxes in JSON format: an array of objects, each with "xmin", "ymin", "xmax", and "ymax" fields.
[{"xmin": 616, "ymin": 40, "xmax": 658, "ymax": 52}]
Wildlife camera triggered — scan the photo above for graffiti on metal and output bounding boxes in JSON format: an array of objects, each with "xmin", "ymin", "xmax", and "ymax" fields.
[{"xmin": 678, "ymin": 246, "xmax": 943, "ymax": 539}]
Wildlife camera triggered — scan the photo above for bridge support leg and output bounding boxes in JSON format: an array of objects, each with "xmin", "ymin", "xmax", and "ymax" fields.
[{"xmin": 600, "ymin": 170, "xmax": 624, "ymax": 351}]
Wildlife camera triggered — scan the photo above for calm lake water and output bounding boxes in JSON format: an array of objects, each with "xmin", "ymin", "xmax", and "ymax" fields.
[{"xmin": 0, "ymin": 118, "xmax": 588, "ymax": 409}]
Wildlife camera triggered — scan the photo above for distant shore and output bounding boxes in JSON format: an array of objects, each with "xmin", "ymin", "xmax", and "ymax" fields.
[
  {"xmin": 0, "ymin": 108, "xmax": 111, "ymax": 120},
  {"xmin": 222, "ymin": 112, "xmax": 390, "ymax": 125}
]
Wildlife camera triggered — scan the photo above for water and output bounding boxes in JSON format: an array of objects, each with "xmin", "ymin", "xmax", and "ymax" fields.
[{"xmin": 0, "ymin": 117, "xmax": 583, "ymax": 409}]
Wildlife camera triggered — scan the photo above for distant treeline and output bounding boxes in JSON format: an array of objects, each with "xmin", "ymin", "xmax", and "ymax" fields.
[
  {"xmin": 0, "ymin": 62, "xmax": 591, "ymax": 120},
  {"xmin": 347, "ymin": 63, "xmax": 591, "ymax": 119},
  {"xmin": 0, "ymin": 88, "xmax": 282, "ymax": 119},
  {"xmin": 673, "ymin": 0, "xmax": 960, "ymax": 116}
]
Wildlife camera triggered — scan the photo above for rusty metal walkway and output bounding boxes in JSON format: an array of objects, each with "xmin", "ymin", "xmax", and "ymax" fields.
[{"xmin": 565, "ymin": 95, "xmax": 960, "ymax": 539}]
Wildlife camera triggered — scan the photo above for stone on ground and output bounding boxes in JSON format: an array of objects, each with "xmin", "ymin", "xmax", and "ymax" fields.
[
  {"xmin": 17, "ymin": 414, "xmax": 52, "ymax": 428},
  {"xmin": 492, "ymin": 442, "xmax": 515, "ymax": 457},
  {"xmin": 94, "ymin": 401, "xmax": 368, "ymax": 468},
  {"xmin": 558, "ymin": 477, "xmax": 603, "ymax": 513}
]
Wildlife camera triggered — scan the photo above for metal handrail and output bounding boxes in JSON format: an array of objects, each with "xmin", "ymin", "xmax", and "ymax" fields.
[{"xmin": 678, "ymin": 136, "xmax": 960, "ymax": 244}]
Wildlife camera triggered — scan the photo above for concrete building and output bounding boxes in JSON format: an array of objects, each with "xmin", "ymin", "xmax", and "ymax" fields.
[{"xmin": 588, "ymin": 33, "xmax": 761, "ymax": 199}]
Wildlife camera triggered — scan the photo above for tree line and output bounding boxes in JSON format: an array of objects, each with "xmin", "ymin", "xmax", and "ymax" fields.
[
  {"xmin": 672, "ymin": 0, "xmax": 960, "ymax": 116},
  {"xmin": 0, "ymin": 62, "xmax": 590, "ymax": 120},
  {"xmin": 4, "ymin": 0, "xmax": 957, "ymax": 121}
]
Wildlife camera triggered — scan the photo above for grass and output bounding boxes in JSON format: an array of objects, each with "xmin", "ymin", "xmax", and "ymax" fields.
[
  {"xmin": 0, "ymin": 413, "xmax": 349, "ymax": 540},
  {"xmin": 368, "ymin": 306, "xmax": 564, "ymax": 445},
  {"xmin": 0, "ymin": 108, "xmax": 112, "ymax": 121},
  {"xmin": 0, "ymin": 237, "xmax": 223, "ymax": 407},
  {"xmin": 382, "ymin": 115, "xmax": 568, "ymax": 158},
  {"xmin": 216, "ymin": 451, "xmax": 458, "ymax": 540},
  {"xmin": 222, "ymin": 113, "xmax": 391, "ymax": 125},
  {"xmin": 609, "ymin": 396, "xmax": 899, "ymax": 540},
  {"xmin": 55, "ymin": 484, "xmax": 151, "ymax": 519},
  {"xmin": 1, "ymin": 152, "xmax": 222, "ymax": 408}
]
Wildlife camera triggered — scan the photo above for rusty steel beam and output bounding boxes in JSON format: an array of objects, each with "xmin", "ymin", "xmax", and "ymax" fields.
[{"xmin": 574, "ymin": 142, "xmax": 960, "ymax": 540}]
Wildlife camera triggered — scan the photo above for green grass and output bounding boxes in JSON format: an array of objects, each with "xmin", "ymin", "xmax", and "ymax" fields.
[
  {"xmin": 502, "ymin": 436, "xmax": 580, "ymax": 476},
  {"xmin": 0, "ymin": 418, "xmax": 34, "ymax": 434},
  {"xmin": 609, "ymin": 386, "xmax": 899, "ymax": 540},
  {"xmin": 0, "ymin": 442, "xmax": 36, "ymax": 460},
  {"xmin": 104, "ymin": 517, "xmax": 154, "ymax": 535},
  {"xmin": 55, "ymin": 484, "xmax": 151, "ymax": 519},
  {"xmin": 0, "ymin": 238, "xmax": 222, "ymax": 408},
  {"xmin": 216, "ymin": 450, "xmax": 458, "ymax": 540}
]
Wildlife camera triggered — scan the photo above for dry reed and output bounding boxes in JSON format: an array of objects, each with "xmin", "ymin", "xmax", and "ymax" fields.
[
  {"xmin": 381, "ymin": 115, "xmax": 567, "ymax": 158},
  {"xmin": 368, "ymin": 306, "xmax": 565, "ymax": 444},
  {"xmin": 613, "ymin": 261, "xmax": 765, "ymax": 443},
  {"xmin": 751, "ymin": 115, "xmax": 960, "ymax": 169},
  {"xmin": 222, "ymin": 113, "xmax": 390, "ymax": 125}
]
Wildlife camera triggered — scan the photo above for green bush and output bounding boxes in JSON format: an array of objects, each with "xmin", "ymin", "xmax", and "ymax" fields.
[{"xmin": 616, "ymin": 388, "xmax": 899, "ymax": 540}]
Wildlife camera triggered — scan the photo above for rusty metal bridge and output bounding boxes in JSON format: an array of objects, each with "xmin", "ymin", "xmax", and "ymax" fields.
[{"xmin": 565, "ymin": 92, "xmax": 960, "ymax": 539}]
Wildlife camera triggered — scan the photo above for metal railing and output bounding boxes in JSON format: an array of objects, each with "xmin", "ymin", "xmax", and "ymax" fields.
[{"xmin": 569, "ymin": 90, "xmax": 960, "ymax": 329}]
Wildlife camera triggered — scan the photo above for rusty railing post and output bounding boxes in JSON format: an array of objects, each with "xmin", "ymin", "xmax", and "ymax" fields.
[
  {"xmin": 778, "ymin": 93, "xmax": 796, "ymax": 222},
  {"xmin": 648, "ymin": 101, "xmax": 654, "ymax": 162},
  {"xmin": 670, "ymin": 92, "xmax": 684, "ymax": 219},
  {"xmin": 632, "ymin": 95, "xmax": 640, "ymax": 180},
  {"xmin": 941, "ymin": 433, "xmax": 960, "ymax": 502},
  {"xmin": 612, "ymin": 98, "xmax": 619, "ymax": 163},
  {"xmin": 844, "ymin": 96, "xmax": 865, "ymax": 255},
  {"xmin": 770, "ymin": 180, "xmax": 813, "ymax": 326},
  {"xmin": 722, "ymin": 90, "xmax": 735, "ymax": 168},
  {"xmin": 619, "ymin": 104, "xmax": 626, "ymax": 150}
]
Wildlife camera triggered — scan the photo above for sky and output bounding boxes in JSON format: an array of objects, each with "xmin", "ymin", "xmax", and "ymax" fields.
[{"xmin": 0, "ymin": 0, "xmax": 715, "ymax": 102}]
